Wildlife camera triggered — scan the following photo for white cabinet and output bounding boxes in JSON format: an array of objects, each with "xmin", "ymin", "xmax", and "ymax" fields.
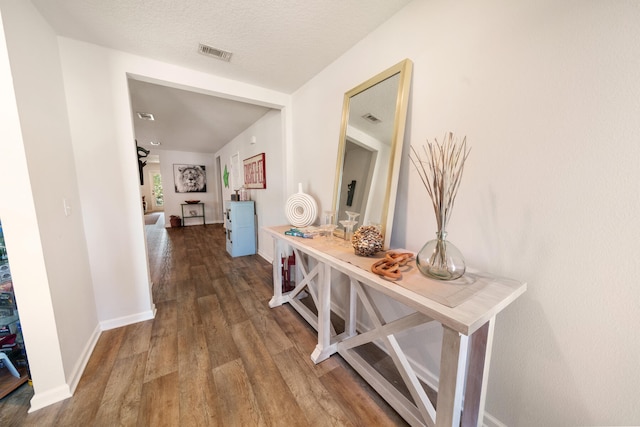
[{"xmin": 225, "ymin": 201, "xmax": 256, "ymax": 257}]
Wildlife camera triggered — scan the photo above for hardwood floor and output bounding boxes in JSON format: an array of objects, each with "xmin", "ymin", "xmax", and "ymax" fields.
[{"xmin": 0, "ymin": 217, "xmax": 409, "ymax": 426}]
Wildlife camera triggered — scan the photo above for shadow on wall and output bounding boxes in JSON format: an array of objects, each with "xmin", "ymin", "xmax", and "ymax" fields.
[{"xmin": 486, "ymin": 298, "xmax": 588, "ymax": 426}]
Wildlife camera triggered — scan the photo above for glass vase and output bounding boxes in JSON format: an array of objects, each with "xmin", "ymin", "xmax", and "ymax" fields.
[{"xmin": 416, "ymin": 231, "xmax": 466, "ymax": 280}]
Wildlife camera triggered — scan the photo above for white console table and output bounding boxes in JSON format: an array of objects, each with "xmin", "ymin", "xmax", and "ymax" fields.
[{"xmin": 265, "ymin": 225, "xmax": 526, "ymax": 427}]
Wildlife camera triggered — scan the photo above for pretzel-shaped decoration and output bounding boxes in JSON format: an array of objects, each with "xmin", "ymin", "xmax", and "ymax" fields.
[{"xmin": 371, "ymin": 251, "xmax": 414, "ymax": 280}]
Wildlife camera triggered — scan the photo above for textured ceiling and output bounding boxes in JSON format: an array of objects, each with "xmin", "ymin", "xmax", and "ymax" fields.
[
  {"xmin": 31, "ymin": 0, "xmax": 412, "ymax": 154},
  {"xmin": 128, "ymin": 79, "xmax": 272, "ymax": 153},
  {"xmin": 31, "ymin": 0, "xmax": 411, "ymax": 93}
]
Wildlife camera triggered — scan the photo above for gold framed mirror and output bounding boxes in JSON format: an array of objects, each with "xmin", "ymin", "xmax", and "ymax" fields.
[{"xmin": 332, "ymin": 59, "xmax": 413, "ymax": 249}]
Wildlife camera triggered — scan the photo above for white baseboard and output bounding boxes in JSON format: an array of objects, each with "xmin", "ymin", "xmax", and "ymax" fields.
[
  {"xmin": 28, "ymin": 384, "xmax": 72, "ymax": 413},
  {"xmin": 28, "ymin": 324, "xmax": 101, "ymax": 413},
  {"xmin": 99, "ymin": 306, "xmax": 156, "ymax": 331},
  {"xmin": 258, "ymin": 249, "xmax": 272, "ymax": 263},
  {"xmin": 28, "ymin": 308, "xmax": 156, "ymax": 412},
  {"xmin": 67, "ymin": 323, "xmax": 102, "ymax": 395},
  {"xmin": 482, "ymin": 411, "xmax": 508, "ymax": 427}
]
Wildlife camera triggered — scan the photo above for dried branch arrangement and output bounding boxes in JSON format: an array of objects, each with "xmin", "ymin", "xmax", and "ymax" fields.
[{"xmin": 409, "ymin": 132, "xmax": 471, "ymax": 232}]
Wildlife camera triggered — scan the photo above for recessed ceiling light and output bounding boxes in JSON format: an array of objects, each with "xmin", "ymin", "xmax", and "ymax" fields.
[
  {"xmin": 149, "ymin": 141, "xmax": 161, "ymax": 146},
  {"xmin": 137, "ymin": 112, "xmax": 155, "ymax": 120}
]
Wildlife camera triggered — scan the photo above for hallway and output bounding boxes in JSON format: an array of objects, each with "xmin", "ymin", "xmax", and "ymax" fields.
[{"xmin": 0, "ymin": 220, "xmax": 407, "ymax": 426}]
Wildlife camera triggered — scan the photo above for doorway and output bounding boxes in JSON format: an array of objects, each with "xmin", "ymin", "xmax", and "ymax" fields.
[
  {"xmin": 149, "ymin": 170, "xmax": 164, "ymax": 211},
  {"xmin": 337, "ymin": 140, "xmax": 377, "ymax": 224},
  {"xmin": 216, "ymin": 156, "xmax": 223, "ymax": 222}
]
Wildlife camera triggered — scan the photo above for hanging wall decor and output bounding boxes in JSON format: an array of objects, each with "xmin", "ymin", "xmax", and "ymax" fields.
[
  {"xmin": 136, "ymin": 142, "xmax": 149, "ymax": 185},
  {"xmin": 243, "ymin": 153, "xmax": 266, "ymax": 189},
  {"xmin": 174, "ymin": 164, "xmax": 207, "ymax": 193},
  {"xmin": 223, "ymin": 164, "xmax": 230, "ymax": 188}
]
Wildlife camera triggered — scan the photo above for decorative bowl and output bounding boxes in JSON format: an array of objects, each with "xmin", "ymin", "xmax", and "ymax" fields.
[{"xmin": 185, "ymin": 200, "xmax": 200, "ymax": 204}]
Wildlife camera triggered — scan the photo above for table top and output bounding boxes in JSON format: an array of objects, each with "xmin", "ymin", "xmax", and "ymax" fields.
[{"xmin": 265, "ymin": 225, "xmax": 527, "ymax": 335}]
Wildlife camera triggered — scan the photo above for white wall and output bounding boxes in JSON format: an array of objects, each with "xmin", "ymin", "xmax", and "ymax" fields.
[
  {"xmin": 292, "ymin": 0, "xmax": 640, "ymax": 425},
  {"xmin": 55, "ymin": 36, "xmax": 291, "ymax": 329},
  {"xmin": 215, "ymin": 109, "xmax": 287, "ymax": 261},
  {"xmin": 4, "ymin": 0, "xmax": 639, "ymax": 422},
  {"xmin": 1, "ymin": 1, "xmax": 293, "ymax": 411},
  {"xmin": 0, "ymin": 1, "xmax": 98, "ymax": 410},
  {"xmin": 58, "ymin": 39, "xmax": 156, "ymax": 328},
  {"xmin": 158, "ymin": 150, "xmax": 215, "ymax": 226}
]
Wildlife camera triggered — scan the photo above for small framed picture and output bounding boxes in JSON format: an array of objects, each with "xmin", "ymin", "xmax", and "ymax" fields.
[
  {"xmin": 243, "ymin": 153, "xmax": 266, "ymax": 189},
  {"xmin": 174, "ymin": 164, "xmax": 207, "ymax": 193}
]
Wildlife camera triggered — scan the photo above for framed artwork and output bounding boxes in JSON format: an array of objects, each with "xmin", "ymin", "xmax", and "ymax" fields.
[
  {"xmin": 173, "ymin": 164, "xmax": 207, "ymax": 193},
  {"xmin": 243, "ymin": 153, "xmax": 266, "ymax": 189}
]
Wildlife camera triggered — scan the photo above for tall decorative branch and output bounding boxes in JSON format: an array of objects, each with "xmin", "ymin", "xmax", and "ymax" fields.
[{"xmin": 409, "ymin": 132, "xmax": 470, "ymax": 233}]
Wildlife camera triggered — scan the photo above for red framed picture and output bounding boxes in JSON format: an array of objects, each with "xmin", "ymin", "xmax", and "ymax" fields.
[{"xmin": 243, "ymin": 153, "xmax": 266, "ymax": 189}]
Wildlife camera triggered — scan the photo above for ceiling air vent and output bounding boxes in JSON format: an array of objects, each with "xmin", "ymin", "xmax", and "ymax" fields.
[
  {"xmin": 198, "ymin": 43, "xmax": 233, "ymax": 62},
  {"xmin": 362, "ymin": 113, "xmax": 381, "ymax": 124},
  {"xmin": 137, "ymin": 112, "xmax": 155, "ymax": 121}
]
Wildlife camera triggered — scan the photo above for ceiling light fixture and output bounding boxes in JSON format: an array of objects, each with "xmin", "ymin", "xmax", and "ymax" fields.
[
  {"xmin": 149, "ymin": 141, "xmax": 161, "ymax": 146},
  {"xmin": 198, "ymin": 43, "xmax": 233, "ymax": 62},
  {"xmin": 137, "ymin": 112, "xmax": 155, "ymax": 121}
]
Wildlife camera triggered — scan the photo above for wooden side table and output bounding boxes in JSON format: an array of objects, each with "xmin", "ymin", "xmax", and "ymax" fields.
[
  {"xmin": 181, "ymin": 203, "xmax": 205, "ymax": 225},
  {"xmin": 264, "ymin": 225, "xmax": 526, "ymax": 427}
]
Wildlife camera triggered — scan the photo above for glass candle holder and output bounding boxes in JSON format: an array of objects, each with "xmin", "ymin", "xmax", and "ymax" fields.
[
  {"xmin": 345, "ymin": 210, "xmax": 360, "ymax": 222},
  {"xmin": 339, "ymin": 219, "xmax": 358, "ymax": 248}
]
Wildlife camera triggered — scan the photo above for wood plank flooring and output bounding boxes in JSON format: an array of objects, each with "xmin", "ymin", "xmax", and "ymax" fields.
[{"xmin": 0, "ymin": 218, "xmax": 408, "ymax": 426}]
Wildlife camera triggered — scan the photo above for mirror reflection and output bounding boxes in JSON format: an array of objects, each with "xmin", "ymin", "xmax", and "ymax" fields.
[{"xmin": 332, "ymin": 59, "xmax": 413, "ymax": 249}]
